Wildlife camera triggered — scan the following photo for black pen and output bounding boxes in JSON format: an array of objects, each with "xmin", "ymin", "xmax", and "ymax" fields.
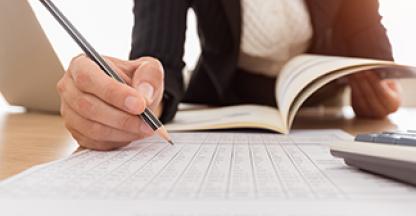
[{"xmin": 39, "ymin": 0, "xmax": 174, "ymax": 145}]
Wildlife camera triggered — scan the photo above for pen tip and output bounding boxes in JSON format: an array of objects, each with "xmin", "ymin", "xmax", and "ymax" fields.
[{"xmin": 168, "ymin": 140, "xmax": 175, "ymax": 145}]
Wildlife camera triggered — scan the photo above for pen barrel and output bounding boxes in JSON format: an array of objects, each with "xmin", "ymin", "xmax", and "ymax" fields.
[
  {"xmin": 141, "ymin": 108, "xmax": 162, "ymax": 130},
  {"xmin": 39, "ymin": 0, "xmax": 126, "ymax": 84}
]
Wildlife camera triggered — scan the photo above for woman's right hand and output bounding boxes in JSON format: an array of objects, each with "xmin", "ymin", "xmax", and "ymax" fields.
[{"xmin": 57, "ymin": 55, "xmax": 165, "ymax": 151}]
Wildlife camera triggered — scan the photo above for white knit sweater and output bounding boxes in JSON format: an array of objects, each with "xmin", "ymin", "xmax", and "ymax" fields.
[{"xmin": 238, "ymin": 0, "xmax": 313, "ymax": 77}]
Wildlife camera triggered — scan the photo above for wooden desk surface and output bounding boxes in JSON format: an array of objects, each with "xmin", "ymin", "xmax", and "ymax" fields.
[
  {"xmin": 0, "ymin": 107, "xmax": 414, "ymax": 180},
  {"xmin": 0, "ymin": 111, "xmax": 78, "ymax": 180}
]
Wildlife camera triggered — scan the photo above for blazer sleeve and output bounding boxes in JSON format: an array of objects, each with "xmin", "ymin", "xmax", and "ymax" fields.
[
  {"xmin": 337, "ymin": 0, "xmax": 393, "ymax": 61},
  {"xmin": 130, "ymin": 0, "xmax": 189, "ymax": 123}
]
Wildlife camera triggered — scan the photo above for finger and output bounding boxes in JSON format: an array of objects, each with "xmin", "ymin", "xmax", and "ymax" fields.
[
  {"xmin": 349, "ymin": 73, "xmax": 383, "ymax": 118},
  {"xmin": 59, "ymin": 77, "xmax": 150, "ymax": 135},
  {"xmin": 353, "ymin": 73, "xmax": 389, "ymax": 117},
  {"xmin": 69, "ymin": 55, "xmax": 147, "ymax": 115},
  {"xmin": 106, "ymin": 56, "xmax": 159, "ymax": 77},
  {"xmin": 384, "ymin": 79, "xmax": 402, "ymax": 93},
  {"xmin": 131, "ymin": 58, "xmax": 164, "ymax": 105},
  {"xmin": 364, "ymin": 73, "xmax": 401, "ymax": 112},
  {"xmin": 348, "ymin": 75, "xmax": 371, "ymax": 116},
  {"xmin": 104, "ymin": 56, "xmax": 138, "ymax": 75},
  {"xmin": 69, "ymin": 128, "xmax": 130, "ymax": 151},
  {"xmin": 103, "ymin": 56, "xmax": 132, "ymax": 85},
  {"xmin": 61, "ymin": 101, "xmax": 147, "ymax": 142},
  {"xmin": 103, "ymin": 56, "xmax": 165, "ymax": 86}
]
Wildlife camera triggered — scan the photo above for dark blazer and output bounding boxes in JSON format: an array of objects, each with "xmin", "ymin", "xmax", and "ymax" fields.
[{"xmin": 130, "ymin": 0, "xmax": 393, "ymax": 123}]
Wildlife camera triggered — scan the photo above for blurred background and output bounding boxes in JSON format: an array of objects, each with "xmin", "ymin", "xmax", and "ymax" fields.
[{"xmin": 2, "ymin": 0, "xmax": 415, "ymax": 109}]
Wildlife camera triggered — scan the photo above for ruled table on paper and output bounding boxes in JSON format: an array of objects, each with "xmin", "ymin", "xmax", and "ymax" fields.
[{"xmin": 1, "ymin": 130, "xmax": 415, "ymax": 201}]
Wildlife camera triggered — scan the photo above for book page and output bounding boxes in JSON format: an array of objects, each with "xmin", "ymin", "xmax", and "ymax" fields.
[
  {"xmin": 276, "ymin": 55, "xmax": 413, "ymax": 127},
  {"xmin": 1, "ymin": 130, "xmax": 416, "ymax": 216},
  {"xmin": 166, "ymin": 105, "xmax": 286, "ymax": 133},
  {"xmin": 285, "ymin": 65, "xmax": 380, "ymax": 129}
]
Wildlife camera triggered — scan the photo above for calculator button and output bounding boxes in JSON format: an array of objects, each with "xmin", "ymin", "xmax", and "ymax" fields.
[
  {"xmin": 374, "ymin": 134, "xmax": 401, "ymax": 144},
  {"xmin": 397, "ymin": 137, "xmax": 416, "ymax": 146},
  {"xmin": 355, "ymin": 134, "xmax": 378, "ymax": 143}
]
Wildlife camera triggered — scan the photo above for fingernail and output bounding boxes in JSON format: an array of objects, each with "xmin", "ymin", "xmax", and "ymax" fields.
[
  {"xmin": 140, "ymin": 122, "xmax": 154, "ymax": 135},
  {"xmin": 125, "ymin": 96, "xmax": 141, "ymax": 113},
  {"xmin": 137, "ymin": 82, "xmax": 154, "ymax": 104}
]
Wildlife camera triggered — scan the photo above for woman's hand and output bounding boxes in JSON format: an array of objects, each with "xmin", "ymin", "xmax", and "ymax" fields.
[
  {"xmin": 58, "ymin": 55, "xmax": 164, "ymax": 151},
  {"xmin": 348, "ymin": 71, "xmax": 402, "ymax": 119}
]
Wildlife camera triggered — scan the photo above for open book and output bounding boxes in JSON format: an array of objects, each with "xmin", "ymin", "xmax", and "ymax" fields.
[{"xmin": 166, "ymin": 55, "xmax": 416, "ymax": 134}]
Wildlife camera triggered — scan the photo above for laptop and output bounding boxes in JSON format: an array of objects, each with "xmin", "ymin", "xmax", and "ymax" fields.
[{"xmin": 0, "ymin": 0, "xmax": 63, "ymax": 113}]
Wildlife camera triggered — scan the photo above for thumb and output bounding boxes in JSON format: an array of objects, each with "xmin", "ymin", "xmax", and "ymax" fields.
[{"xmin": 132, "ymin": 59, "xmax": 164, "ymax": 106}]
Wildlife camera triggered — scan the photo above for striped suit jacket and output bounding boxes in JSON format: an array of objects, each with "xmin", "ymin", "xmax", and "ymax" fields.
[{"xmin": 130, "ymin": 0, "xmax": 393, "ymax": 123}]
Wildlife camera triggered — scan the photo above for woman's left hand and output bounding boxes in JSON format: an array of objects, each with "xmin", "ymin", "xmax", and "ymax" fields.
[{"xmin": 348, "ymin": 71, "xmax": 402, "ymax": 119}]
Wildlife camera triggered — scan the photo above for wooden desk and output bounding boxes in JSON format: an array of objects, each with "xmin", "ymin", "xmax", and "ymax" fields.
[
  {"xmin": 0, "ymin": 111, "xmax": 78, "ymax": 180},
  {"xmin": 0, "ymin": 107, "xmax": 414, "ymax": 180}
]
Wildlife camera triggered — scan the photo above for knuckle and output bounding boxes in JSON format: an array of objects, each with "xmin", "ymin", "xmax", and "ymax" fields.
[
  {"xmin": 118, "ymin": 115, "xmax": 135, "ymax": 131},
  {"xmin": 76, "ymin": 95, "xmax": 95, "ymax": 116},
  {"xmin": 86, "ymin": 122, "xmax": 104, "ymax": 140},
  {"xmin": 68, "ymin": 55, "xmax": 85, "ymax": 74},
  {"xmin": 73, "ymin": 69, "xmax": 91, "ymax": 89},
  {"xmin": 70, "ymin": 54, "xmax": 86, "ymax": 66},
  {"xmin": 139, "ymin": 58, "xmax": 164, "ymax": 78},
  {"xmin": 56, "ymin": 79, "xmax": 66, "ymax": 94},
  {"xmin": 103, "ymin": 83, "xmax": 119, "ymax": 101}
]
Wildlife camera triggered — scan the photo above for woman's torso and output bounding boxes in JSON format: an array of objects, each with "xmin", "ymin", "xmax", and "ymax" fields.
[{"xmin": 238, "ymin": 0, "xmax": 313, "ymax": 78}]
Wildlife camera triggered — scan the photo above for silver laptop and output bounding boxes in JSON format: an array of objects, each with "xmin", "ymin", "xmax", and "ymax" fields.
[{"xmin": 0, "ymin": 0, "xmax": 63, "ymax": 113}]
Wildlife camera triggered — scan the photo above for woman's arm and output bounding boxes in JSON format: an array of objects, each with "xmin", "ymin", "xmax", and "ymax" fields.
[
  {"xmin": 338, "ymin": 0, "xmax": 401, "ymax": 118},
  {"xmin": 130, "ymin": 0, "xmax": 190, "ymax": 123},
  {"xmin": 337, "ymin": 0, "xmax": 393, "ymax": 60}
]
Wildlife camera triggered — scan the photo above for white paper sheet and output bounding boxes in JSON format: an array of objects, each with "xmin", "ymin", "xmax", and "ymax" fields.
[{"xmin": 1, "ymin": 130, "xmax": 415, "ymax": 216}]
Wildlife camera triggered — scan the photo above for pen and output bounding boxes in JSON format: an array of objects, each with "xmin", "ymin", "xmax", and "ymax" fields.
[{"xmin": 39, "ymin": 0, "xmax": 174, "ymax": 145}]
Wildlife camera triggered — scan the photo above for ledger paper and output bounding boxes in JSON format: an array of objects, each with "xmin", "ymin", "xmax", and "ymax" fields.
[{"xmin": 1, "ymin": 130, "xmax": 415, "ymax": 201}]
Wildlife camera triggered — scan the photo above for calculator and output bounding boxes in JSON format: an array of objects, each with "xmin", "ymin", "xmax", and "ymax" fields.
[
  {"xmin": 330, "ymin": 131, "xmax": 416, "ymax": 185},
  {"xmin": 355, "ymin": 131, "xmax": 416, "ymax": 146}
]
